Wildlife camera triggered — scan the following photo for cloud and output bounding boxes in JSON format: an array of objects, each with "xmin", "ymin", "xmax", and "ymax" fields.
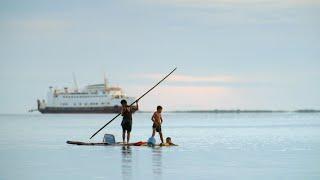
[
  {"xmin": 145, "ymin": 0, "xmax": 320, "ymax": 7},
  {"xmin": 2, "ymin": 19, "xmax": 73, "ymax": 32},
  {"xmin": 144, "ymin": 0, "xmax": 320, "ymax": 25},
  {"xmin": 132, "ymin": 73, "xmax": 272, "ymax": 89},
  {"xmin": 141, "ymin": 73, "xmax": 237, "ymax": 83}
]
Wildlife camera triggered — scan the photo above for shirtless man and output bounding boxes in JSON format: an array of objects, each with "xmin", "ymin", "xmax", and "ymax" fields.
[
  {"xmin": 151, "ymin": 106, "xmax": 164, "ymax": 144},
  {"xmin": 121, "ymin": 99, "xmax": 138, "ymax": 144}
]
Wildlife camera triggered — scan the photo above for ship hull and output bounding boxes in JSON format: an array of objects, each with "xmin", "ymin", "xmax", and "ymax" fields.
[{"xmin": 38, "ymin": 106, "xmax": 131, "ymax": 114}]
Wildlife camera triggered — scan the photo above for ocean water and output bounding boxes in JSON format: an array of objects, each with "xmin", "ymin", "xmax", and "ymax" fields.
[{"xmin": 0, "ymin": 112, "xmax": 319, "ymax": 180}]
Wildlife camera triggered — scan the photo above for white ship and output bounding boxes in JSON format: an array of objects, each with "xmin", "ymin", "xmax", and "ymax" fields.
[{"xmin": 37, "ymin": 76, "xmax": 136, "ymax": 113}]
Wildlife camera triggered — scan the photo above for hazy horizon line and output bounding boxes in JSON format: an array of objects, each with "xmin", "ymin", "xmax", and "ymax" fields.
[{"xmin": 1, "ymin": 109, "xmax": 319, "ymax": 115}]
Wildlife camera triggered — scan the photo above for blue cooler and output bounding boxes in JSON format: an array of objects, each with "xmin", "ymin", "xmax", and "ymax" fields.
[
  {"xmin": 103, "ymin": 134, "xmax": 116, "ymax": 144},
  {"xmin": 147, "ymin": 137, "xmax": 156, "ymax": 147}
]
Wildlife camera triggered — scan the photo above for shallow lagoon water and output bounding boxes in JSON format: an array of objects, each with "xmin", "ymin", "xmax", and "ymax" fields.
[{"xmin": 0, "ymin": 113, "xmax": 319, "ymax": 180}]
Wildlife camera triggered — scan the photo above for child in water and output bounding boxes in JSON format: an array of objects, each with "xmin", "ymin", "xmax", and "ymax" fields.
[
  {"xmin": 161, "ymin": 137, "xmax": 177, "ymax": 146},
  {"xmin": 151, "ymin": 106, "xmax": 164, "ymax": 144}
]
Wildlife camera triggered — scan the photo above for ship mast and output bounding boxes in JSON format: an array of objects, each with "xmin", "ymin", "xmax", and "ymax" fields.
[
  {"xmin": 73, "ymin": 73, "xmax": 79, "ymax": 93},
  {"xmin": 104, "ymin": 73, "xmax": 108, "ymax": 91}
]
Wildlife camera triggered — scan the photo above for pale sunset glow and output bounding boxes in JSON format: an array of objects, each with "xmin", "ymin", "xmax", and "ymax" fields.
[
  {"xmin": 132, "ymin": 85, "xmax": 232, "ymax": 110},
  {"xmin": 138, "ymin": 73, "xmax": 237, "ymax": 83}
]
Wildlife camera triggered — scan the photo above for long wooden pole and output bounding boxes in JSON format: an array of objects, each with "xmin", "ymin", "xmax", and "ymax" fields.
[{"xmin": 89, "ymin": 67, "xmax": 177, "ymax": 139}]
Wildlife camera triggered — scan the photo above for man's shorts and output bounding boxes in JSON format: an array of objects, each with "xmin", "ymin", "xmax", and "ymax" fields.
[
  {"xmin": 121, "ymin": 119, "xmax": 132, "ymax": 132},
  {"xmin": 152, "ymin": 123, "xmax": 162, "ymax": 133}
]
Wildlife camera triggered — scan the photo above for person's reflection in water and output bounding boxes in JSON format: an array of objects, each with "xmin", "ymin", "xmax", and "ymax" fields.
[
  {"xmin": 121, "ymin": 146, "xmax": 132, "ymax": 180},
  {"xmin": 152, "ymin": 147, "xmax": 163, "ymax": 179}
]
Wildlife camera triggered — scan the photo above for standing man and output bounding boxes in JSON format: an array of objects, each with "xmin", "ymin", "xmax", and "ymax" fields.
[{"xmin": 121, "ymin": 99, "xmax": 139, "ymax": 144}]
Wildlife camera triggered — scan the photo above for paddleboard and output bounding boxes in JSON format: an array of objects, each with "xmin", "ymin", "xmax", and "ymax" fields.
[{"xmin": 66, "ymin": 140, "xmax": 177, "ymax": 147}]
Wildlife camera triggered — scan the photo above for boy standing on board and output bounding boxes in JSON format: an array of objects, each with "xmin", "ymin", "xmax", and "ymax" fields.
[
  {"xmin": 121, "ymin": 99, "xmax": 139, "ymax": 144},
  {"xmin": 151, "ymin": 106, "xmax": 164, "ymax": 144}
]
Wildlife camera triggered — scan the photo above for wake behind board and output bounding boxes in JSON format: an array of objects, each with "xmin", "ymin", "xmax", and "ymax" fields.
[{"xmin": 66, "ymin": 140, "xmax": 177, "ymax": 147}]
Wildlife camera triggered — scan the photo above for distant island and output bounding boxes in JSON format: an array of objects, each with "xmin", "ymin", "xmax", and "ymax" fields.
[{"xmin": 139, "ymin": 109, "xmax": 320, "ymax": 113}]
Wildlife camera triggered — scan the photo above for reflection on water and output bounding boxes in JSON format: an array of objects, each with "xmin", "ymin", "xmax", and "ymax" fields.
[
  {"xmin": 121, "ymin": 146, "xmax": 163, "ymax": 180},
  {"xmin": 121, "ymin": 146, "xmax": 132, "ymax": 180},
  {"xmin": 2, "ymin": 114, "xmax": 319, "ymax": 180},
  {"xmin": 152, "ymin": 147, "xmax": 162, "ymax": 179}
]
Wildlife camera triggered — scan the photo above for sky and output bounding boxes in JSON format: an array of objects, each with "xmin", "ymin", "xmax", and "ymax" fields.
[{"xmin": 0, "ymin": 0, "xmax": 319, "ymax": 113}]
